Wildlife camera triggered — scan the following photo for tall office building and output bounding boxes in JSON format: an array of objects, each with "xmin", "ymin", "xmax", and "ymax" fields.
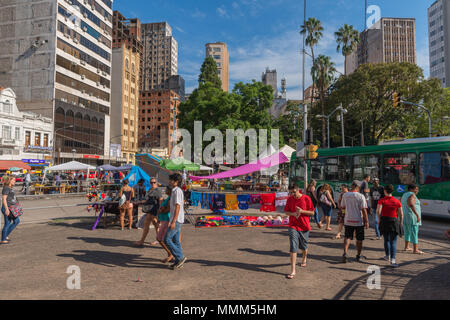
[
  {"xmin": 111, "ymin": 11, "xmax": 143, "ymax": 165},
  {"xmin": 0, "ymin": 0, "xmax": 114, "ymax": 164},
  {"xmin": 428, "ymin": 0, "xmax": 449, "ymax": 87},
  {"xmin": 346, "ymin": 18, "xmax": 417, "ymax": 75},
  {"xmin": 262, "ymin": 68, "xmax": 278, "ymax": 98},
  {"xmin": 205, "ymin": 42, "xmax": 229, "ymax": 92},
  {"xmin": 141, "ymin": 22, "xmax": 178, "ymax": 91}
]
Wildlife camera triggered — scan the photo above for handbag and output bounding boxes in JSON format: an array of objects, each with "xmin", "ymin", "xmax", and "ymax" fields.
[
  {"xmin": 320, "ymin": 192, "xmax": 332, "ymax": 207},
  {"xmin": 8, "ymin": 203, "xmax": 23, "ymax": 219},
  {"xmin": 142, "ymin": 196, "xmax": 159, "ymax": 215}
]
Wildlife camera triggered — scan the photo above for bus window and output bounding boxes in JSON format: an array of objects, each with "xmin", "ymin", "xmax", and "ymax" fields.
[
  {"xmin": 419, "ymin": 152, "xmax": 450, "ymax": 185},
  {"xmin": 383, "ymin": 153, "xmax": 416, "ymax": 185},
  {"xmin": 311, "ymin": 158, "xmax": 324, "ymax": 181},
  {"xmin": 324, "ymin": 156, "xmax": 349, "ymax": 181},
  {"xmin": 289, "ymin": 159, "xmax": 304, "ymax": 181},
  {"xmin": 352, "ymin": 154, "xmax": 380, "ymax": 180}
]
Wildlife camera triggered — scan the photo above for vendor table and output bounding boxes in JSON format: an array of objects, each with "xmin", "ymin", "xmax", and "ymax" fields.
[{"xmin": 91, "ymin": 200, "xmax": 143, "ymax": 230}]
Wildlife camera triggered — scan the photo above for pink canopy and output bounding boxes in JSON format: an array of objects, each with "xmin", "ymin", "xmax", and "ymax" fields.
[{"xmin": 190, "ymin": 152, "xmax": 289, "ymax": 181}]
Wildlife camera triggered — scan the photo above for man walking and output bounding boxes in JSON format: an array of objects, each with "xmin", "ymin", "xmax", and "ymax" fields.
[
  {"xmin": 341, "ymin": 181, "xmax": 369, "ymax": 263},
  {"xmin": 284, "ymin": 185, "xmax": 315, "ymax": 279},
  {"xmin": 360, "ymin": 174, "xmax": 371, "ymax": 204},
  {"xmin": 165, "ymin": 173, "xmax": 187, "ymax": 270}
]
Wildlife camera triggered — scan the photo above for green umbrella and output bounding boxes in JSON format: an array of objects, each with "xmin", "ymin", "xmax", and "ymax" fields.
[
  {"xmin": 160, "ymin": 158, "xmax": 200, "ymax": 171},
  {"xmin": 8, "ymin": 167, "xmax": 22, "ymax": 172}
]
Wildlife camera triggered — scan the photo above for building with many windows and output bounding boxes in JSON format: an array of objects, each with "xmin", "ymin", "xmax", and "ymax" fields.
[
  {"xmin": 428, "ymin": 0, "xmax": 450, "ymax": 87},
  {"xmin": 0, "ymin": 87, "xmax": 53, "ymax": 168},
  {"xmin": 141, "ymin": 22, "xmax": 178, "ymax": 91},
  {"xmin": 205, "ymin": 42, "xmax": 229, "ymax": 92},
  {"xmin": 346, "ymin": 18, "xmax": 417, "ymax": 75},
  {"xmin": 0, "ymin": 0, "xmax": 113, "ymax": 164},
  {"xmin": 111, "ymin": 11, "xmax": 142, "ymax": 164},
  {"xmin": 138, "ymin": 90, "xmax": 180, "ymax": 156}
]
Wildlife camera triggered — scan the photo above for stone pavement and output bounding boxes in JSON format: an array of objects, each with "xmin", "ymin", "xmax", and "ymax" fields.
[{"xmin": 0, "ymin": 213, "xmax": 448, "ymax": 300}]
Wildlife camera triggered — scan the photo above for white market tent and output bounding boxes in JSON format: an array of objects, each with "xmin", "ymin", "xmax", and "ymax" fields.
[
  {"xmin": 46, "ymin": 161, "xmax": 96, "ymax": 171},
  {"xmin": 279, "ymin": 145, "xmax": 296, "ymax": 161},
  {"xmin": 199, "ymin": 165, "xmax": 214, "ymax": 171}
]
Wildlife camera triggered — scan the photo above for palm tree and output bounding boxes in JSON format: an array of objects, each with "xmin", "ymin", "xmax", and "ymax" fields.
[
  {"xmin": 311, "ymin": 55, "xmax": 336, "ymax": 146},
  {"xmin": 300, "ymin": 18, "xmax": 324, "ymax": 109},
  {"xmin": 335, "ymin": 24, "xmax": 360, "ymax": 75}
]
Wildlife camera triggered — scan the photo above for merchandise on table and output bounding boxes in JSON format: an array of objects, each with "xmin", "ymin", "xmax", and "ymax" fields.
[
  {"xmin": 195, "ymin": 215, "xmax": 289, "ymax": 228},
  {"xmin": 260, "ymin": 193, "xmax": 276, "ymax": 212},
  {"xmin": 275, "ymin": 192, "xmax": 289, "ymax": 207},
  {"xmin": 225, "ymin": 194, "xmax": 238, "ymax": 210}
]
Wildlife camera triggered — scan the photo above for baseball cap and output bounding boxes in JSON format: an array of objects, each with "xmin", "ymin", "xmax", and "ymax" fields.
[{"xmin": 352, "ymin": 180, "xmax": 362, "ymax": 188}]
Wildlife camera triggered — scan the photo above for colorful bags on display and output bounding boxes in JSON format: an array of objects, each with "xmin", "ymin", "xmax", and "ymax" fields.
[
  {"xmin": 275, "ymin": 192, "xmax": 289, "ymax": 207},
  {"xmin": 237, "ymin": 194, "xmax": 251, "ymax": 210},
  {"xmin": 225, "ymin": 194, "xmax": 238, "ymax": 211}
]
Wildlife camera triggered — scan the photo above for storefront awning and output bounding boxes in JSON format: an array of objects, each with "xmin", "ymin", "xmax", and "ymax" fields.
[{"xmin": 0, "ymin": 160, "xmax": 31, "ymax": 171}]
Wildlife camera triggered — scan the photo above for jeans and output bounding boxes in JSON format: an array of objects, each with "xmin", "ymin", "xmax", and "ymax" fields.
[
  {"xmin": 372, "ymin": 208, "xmax": 381, "ymax": 238},
  {"xmin": 313, "ymin": 207, "xmax": 320, "ymax": 225},
  {"xmin": 383, "ymin": 231, "xmax": 398, "ymax": 260},
  {"xmin": 164, "ymin": 221, "xmax": 184, "ymax": 263},
  {"xmin": 1, "ymin": 206, "xmax": 20, "ymax": 242}
]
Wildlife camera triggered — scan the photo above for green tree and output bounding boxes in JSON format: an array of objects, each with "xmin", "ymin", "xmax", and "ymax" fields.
[
  {"xmin": 300, "ymin": 18, "xmax": 324, "ymax": 110},
  {"xmin": 272, "ymin": 101, "xmax": 304, "ymax": 148},
  {"xmin": 311, "ymin": 55, "xmax": 336, "ymax": 147},
  {"xmin": 327, "ymin": 62, "xmax": 448, "ymax": 145},
  {"xmin": 335, "ymin": 24, "xmax": 360, "ymax": 75},
  {"xmin": 198, "ymin": 56, "xmax": 222, "ymax": 89}
]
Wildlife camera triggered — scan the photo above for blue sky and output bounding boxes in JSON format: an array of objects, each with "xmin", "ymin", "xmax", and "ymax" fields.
[{"xmin": 114, "ymin": 0, "xmax": 434, "ymax": 99}]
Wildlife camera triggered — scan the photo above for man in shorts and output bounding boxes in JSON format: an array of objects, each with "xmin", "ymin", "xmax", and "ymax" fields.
[
  {"xmin": 341, "ymin": 180, "xmax": 369, "ymax": 263},
  {"xmin": 284, "ymin": 184, "xmax": 315, "ymax": 279}
]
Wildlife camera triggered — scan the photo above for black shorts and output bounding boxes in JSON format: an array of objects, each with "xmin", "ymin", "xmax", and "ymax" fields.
[{"xmin": 344, "ymin": 225, "xmax": 365, "ymax": 241}]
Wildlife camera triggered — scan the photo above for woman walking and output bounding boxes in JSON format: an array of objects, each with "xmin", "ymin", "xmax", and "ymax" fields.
[
  {"xmin": 401, "ymin": 184, "xmax": 424, "ymax": 254},
  {"xmin": 2, "ymin": 176, "xmax": 21, "ymax": 244},
  {"xmin": 306, "ymin": 180, "xmax": 322, "ymax": 228},
  {"xmin": 377, "ymin": 184, "xmax": 403, "ymax": 267},
  {"xmin": 157, "ymin": 187, "xmax": 174, "ymax": 263},
  {"xmin": 318, "ymin": 184, "xmax": 336, "ymax": 231},
  {"xmin": 119, "ymin": 179, "xmax": 135, "ymax": 230}
]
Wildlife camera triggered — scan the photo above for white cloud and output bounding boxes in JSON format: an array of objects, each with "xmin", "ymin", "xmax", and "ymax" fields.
[
  {"xmin": 229, "ymin": 25, "xmax": 345, "ymax": 100},
  {"xmin": 217, "ymin": 6, "xmax": 228, "ymax": 17},
  {"xmin": 174, "ymin": 26, "xmax": 185, "ymax": 33},
  {"xmin": 191, "ymin": 8, "xmax": 206, "ymax": 19}
]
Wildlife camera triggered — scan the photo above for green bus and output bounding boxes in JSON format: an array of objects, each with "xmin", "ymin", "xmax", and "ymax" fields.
[{"xmin": 289, "ymin": 136, "xmax": 450, "ymax": 218}]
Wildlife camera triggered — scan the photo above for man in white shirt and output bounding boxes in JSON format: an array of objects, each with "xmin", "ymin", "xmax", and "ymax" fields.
[
  {"xmin": 165, "ymin": 173, "xmax": 187, "ymax": 270},
  {"xmin": 341, "ymin": 180, "xmax": 369, "ymax": 263}
]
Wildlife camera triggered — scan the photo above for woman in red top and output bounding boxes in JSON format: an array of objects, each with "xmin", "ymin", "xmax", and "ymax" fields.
[
  {"xmin": 284, "ymin": 185, "xmax": 315, "ymax": 279},
  {"xmin": 376, "ymin": 184, "xmax": 403, "ymax": 267}
]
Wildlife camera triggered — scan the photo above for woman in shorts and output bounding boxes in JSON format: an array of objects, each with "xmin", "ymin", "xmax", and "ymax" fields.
[
  {"xmin": 157, "ymin": 187, "xmax": 174, "ymax": 263},
  {"xmin": 335, "ymin": 184, "xmax": 348, "ymax": 239}
]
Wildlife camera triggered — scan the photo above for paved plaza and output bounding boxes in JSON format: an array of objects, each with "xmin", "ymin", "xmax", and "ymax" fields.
[{"xmin": 0, "ymin": 198, "xmax": 449, "ymax": 300}]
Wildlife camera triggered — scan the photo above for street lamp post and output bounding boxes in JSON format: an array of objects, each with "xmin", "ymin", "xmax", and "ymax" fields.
[
  {"xmin": 316, "ymin": 105, "xmax": 347, "ymax": 148},
  {"xmin": 302, "ymin": 0, "xmax": 308, "ymax": 190},
  {"xmin": 172, "ymin": 97, "xmax": 180, "ymax": 158},
  {"xmin": 400, "ymin": 99, "xmax": 433, "ymax": 138}
]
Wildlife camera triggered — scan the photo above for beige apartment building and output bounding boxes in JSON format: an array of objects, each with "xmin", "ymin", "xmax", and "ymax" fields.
[
  {"xmin": 206, "ymin": 42, "xmax": 229, "ymax": 92},
  {"xmin": 346, "ymin": 18, "xmax": 417, "ymax": 75},
  {"xmin": 111, "ymin": 11, "xmax": 142, "ymax": 164}
]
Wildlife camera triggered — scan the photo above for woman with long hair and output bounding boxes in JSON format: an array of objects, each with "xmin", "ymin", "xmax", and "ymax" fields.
[
  {"xmin": 119, "ymin": 179, "xmax": 135, "ymax": 230},
  {"xmin": 157, "ymin": 187, "xmax": 174, "ymax": 263},
  {"xmin": 306, "ymin": 179, "xmax": 322, "ymax": 228},
  {"xmin": 318, "ymin": 183, "xmax": 336, "ymax": 231},
  {"xmin": 1, "ymin": 176, "xmax": 21, "ymax": 244}
]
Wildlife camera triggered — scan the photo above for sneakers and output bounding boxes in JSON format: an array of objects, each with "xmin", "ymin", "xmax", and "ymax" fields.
[
  {"xmin": 342, "ymin": 254, "xmax": 347, "ymax": 263},
  {"xmin": 390, "ymin": 259, "xmax": 399, "ymax": 268},
  {"xmin": 169, "ymin": 257, "xmax": 187, "ymax": 270},
  {"xmin": 355, "ymin": 255, "xmax": 366, "ymax": 262},
  {"xmin": 383, "ymin": 256, "xmax": 391, "ymax": 262}
]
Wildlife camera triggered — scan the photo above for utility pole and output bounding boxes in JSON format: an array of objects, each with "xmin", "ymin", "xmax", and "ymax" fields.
[{"xmin": 302, "ymin": 0, "xmax": 308, "ymax": 191}]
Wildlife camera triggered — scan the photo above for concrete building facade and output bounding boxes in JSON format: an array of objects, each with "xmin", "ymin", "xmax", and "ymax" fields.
[
  {"xmin": 138, "ymin": 89, "xmax": 179, "ymax": 156},
  {"xmin": 111, "ymin": 11, "xmax": 142, "ymax": 165},
  {"xmin": 428, "ymin": 0, "xmax": 450, "ymax": 87},
  {"xmin": 141, "ymin": 22, "xmax": 178, "ymax": 92},
  {"xmin": 205, "ymin": 42, "xmax": 229, "ymax": 92},
  {"xmin": 0, "ymin": 0, "xmax": 114, "ymax": 164},
  {"xmin": 346, "ymin": 18, "xmax": 417, "ymax": 75},
  {"xmin": 0, "ymin": 87, "xmax": 53, "ymax": 166},
  {"xmin": 262, "ymin": 68, "xmax": 278, "ymax": 98}
]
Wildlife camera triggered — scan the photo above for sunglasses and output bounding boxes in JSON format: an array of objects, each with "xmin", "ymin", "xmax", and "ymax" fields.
[{"xmin": 151, "ymin": 181, "xmax": 157, "ymax": 184}]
